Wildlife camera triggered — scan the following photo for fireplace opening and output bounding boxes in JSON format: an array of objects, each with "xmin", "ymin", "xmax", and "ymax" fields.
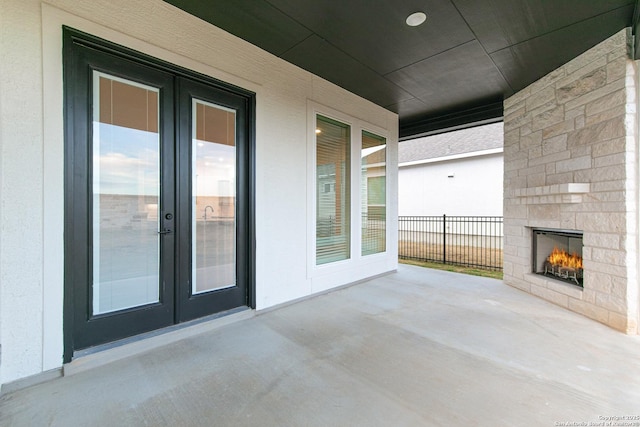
[{"xmin": 532, "ymin": 228, "xmax": 584, "ymax": 288}]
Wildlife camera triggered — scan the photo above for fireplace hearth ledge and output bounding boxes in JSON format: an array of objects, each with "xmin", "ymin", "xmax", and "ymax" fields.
[{"xmin": 525, "ymin": 273, "xmax": 584, "ymax": 299}]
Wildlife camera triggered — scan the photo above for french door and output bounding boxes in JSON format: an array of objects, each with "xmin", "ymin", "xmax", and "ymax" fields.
[{"xmin": 63, "ymin": 29, "xmax": 254, "ymax": 361}]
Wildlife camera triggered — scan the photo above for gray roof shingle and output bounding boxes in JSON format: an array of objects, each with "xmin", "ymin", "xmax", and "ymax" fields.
[{"xmin": 399, "ymin": 122, "xmax": 503, "ymax": 163}]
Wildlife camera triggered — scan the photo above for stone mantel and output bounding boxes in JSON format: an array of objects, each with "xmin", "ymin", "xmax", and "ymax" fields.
[{"xmin": 510, "ymin": 183, "xmax": 590, "ymax": 204}]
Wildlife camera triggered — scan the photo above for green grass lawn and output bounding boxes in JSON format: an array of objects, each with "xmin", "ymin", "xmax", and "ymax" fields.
[{"xmin": 399, "ymin": 258, "xmax": 503, "ymax": 280}]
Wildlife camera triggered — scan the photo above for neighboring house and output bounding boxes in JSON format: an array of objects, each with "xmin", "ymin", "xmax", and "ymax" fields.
[{"xmin": 399, "ymin": 122, "xmax": 504, "ymax": 217}]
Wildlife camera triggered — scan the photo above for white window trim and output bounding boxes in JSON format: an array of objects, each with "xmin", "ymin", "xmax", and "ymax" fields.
[{"xmin": 306, "ymin": 101, "xmax": 390, "ymax": 280}]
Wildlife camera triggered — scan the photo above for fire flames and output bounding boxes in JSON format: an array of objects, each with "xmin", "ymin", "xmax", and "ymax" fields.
[{"xmin": 547, "ymin": 246, "xmax": 583, "ymax": 269}]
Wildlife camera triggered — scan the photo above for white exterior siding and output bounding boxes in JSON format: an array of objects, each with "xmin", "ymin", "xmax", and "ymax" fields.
[
  {"xmin": 399, "ymin": 152, "xmax": 503, "ymax": 217},
  {"xmin": 0, "ymin": 0, "xmax": 398, "ymax": 385}
]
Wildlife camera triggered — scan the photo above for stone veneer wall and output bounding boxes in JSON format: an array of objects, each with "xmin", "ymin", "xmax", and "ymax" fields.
[{"xmin": 503, "ymin": 29, "xmax": 639, "ymax": 334}]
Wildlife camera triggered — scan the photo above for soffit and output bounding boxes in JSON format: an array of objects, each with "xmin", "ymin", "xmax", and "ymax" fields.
[{"xmin": 163, "ymin": 0, "xmax": 636, "ymax": 138}]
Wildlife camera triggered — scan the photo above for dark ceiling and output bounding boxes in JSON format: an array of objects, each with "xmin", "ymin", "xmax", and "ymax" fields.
[{"xmin": 163, "ymin": 0, "xmax": 637, "ymax": 138}]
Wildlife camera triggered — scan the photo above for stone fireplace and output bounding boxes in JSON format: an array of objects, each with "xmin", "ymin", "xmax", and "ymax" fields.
[{"xmin": 502, "ymin": 29, "xmax": 639, "ymax": 334}]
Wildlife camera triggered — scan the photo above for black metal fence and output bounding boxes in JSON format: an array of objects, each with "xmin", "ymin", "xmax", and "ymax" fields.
[{"xmin": 398, "ymin": 215, "xmax": 503, "ymax": 271}]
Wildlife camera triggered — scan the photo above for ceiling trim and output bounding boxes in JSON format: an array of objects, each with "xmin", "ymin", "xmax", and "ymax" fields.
[{"xmin": 399, "ymin": 101, "xmax": 503, "ymax": 140}]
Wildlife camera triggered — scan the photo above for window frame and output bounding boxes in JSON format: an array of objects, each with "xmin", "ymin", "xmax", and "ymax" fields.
[
  {"xmin": 307, "ymin": 102, "xmax": 390, "ymax": 278},
  {"xmin": 315, "ymin": 113, "xmax": 353, "ymax": 265},
  {"xmin": 360, "ymin": 129, "xmax": 388, "ymax": 257}
]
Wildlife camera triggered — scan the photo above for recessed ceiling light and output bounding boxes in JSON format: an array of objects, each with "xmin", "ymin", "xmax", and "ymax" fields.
[{"xmin": 406, "ymin": 12, "xmax": 427, "ymax": 27}]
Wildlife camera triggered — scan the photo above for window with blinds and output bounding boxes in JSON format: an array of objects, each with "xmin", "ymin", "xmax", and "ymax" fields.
[
  {"xmin": 316, "ymin": 115, "xmax": 351, "ymax": 265},
  {"xmin": 361, "ymin": 131, "xmax": 386, "ymax": 255}
]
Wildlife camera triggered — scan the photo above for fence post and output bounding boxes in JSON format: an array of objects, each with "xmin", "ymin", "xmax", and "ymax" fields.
[{"xmin": 443, "ymin": 214, "xmax": 446, "ymax": 265}]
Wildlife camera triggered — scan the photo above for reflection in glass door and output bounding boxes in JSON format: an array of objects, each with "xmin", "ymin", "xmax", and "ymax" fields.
[
  {"xmin": 92, "ymin": 72, "xmax": 161, "ymax": 314},
  {"xmin": 192, "ymin": 100, "xmax": 237, "ymax": 294}
]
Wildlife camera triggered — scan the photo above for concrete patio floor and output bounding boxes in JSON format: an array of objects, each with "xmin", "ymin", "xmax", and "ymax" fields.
[{"xmin": 1, "ymin": 264, "xmax": 639, "ymax": 426}]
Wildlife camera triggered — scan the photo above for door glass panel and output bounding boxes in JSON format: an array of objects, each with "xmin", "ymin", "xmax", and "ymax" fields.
[
  {"xmin": 92, "ymin": 72, "xmax": 160, "ymax": 314},
  {"xmin": 192, "ymin": 99, "xmax": 236, "ymax": 294},
  {"xmin": 361, "ymin": 131, "xmax": 386, "ymax": 255}
]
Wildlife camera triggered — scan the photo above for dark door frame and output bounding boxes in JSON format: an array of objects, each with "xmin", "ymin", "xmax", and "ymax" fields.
[{"xmin": 63, "ymin": 27, "xmax": 256, "ymax": 363}]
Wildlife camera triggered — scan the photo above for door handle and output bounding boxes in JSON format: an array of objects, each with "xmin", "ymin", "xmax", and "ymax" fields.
[{"xmin": 158, "ymin": 229, "xmax": 172, "ymax": 235}]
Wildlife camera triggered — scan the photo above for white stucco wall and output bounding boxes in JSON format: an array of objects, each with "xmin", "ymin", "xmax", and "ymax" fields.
[
  {"xmin": 398, "ymin": 152, "xmax": 504, "ymax": 217},
  {"xmin": 0, "ymin": 0, "xmax": 46, "ymax": 387},
  {"xmin": 0, "ymin": 0, "xmax": 398, "ymax": 385}
]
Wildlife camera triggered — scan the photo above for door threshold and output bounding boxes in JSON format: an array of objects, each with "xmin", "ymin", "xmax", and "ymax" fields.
[{"xmin": 64, "ymin": 307, "xmax": 253, "ymax": 376}]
